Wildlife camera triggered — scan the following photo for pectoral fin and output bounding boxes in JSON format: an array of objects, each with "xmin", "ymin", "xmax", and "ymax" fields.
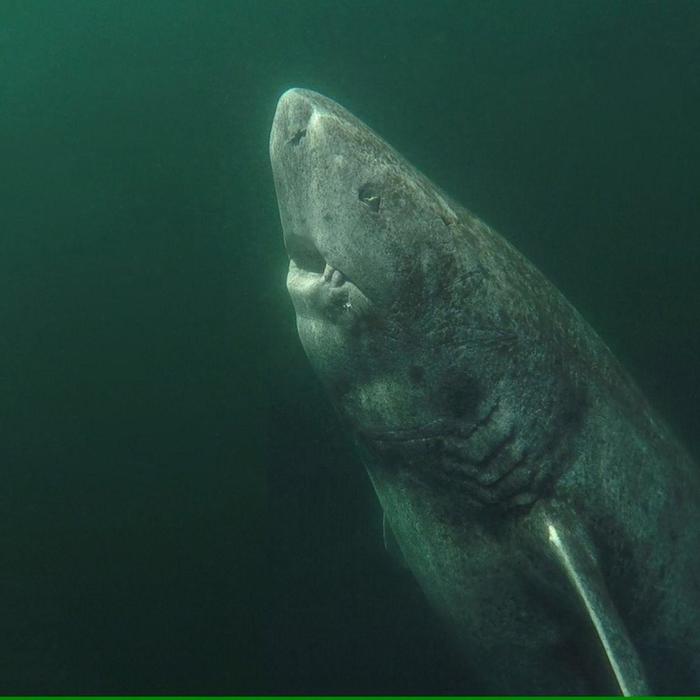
[{"xmin": 545, "ymin": 513, "xmax": 649, "ymax": 696}]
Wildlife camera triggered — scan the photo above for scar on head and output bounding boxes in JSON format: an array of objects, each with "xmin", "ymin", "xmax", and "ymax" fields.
[{"xmin": 289, "ymin": 128, "xmax": 307, "ymax": 146}]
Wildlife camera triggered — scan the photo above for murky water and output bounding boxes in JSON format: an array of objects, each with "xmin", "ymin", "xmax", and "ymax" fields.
[{"xmin": 1, "ymin": 0, "xmax": 698, "ymax": 693}]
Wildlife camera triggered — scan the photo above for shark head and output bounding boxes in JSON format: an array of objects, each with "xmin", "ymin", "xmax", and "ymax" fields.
[
  {"xmin": 270, "ymin": 89, "xmax": 473, "ymax": 424},
  {"xmin": 270, "ymin": 88, "xmax": 586, "ymax": 508}
]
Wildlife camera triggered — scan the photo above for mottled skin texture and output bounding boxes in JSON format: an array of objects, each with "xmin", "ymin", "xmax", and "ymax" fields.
[{"xmin": 270, "ymin": 88, "xmax": 700, "ymax": 694}]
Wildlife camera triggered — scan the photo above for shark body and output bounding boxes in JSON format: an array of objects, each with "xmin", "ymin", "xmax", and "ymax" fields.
[{"xmin": 270, "ymin": 88, "xmax": 700, "ymax": 695}]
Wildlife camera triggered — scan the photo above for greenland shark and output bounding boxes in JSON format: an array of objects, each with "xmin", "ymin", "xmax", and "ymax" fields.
[{"xmin": 269, "ymin": 88, "xmax": 700, "ymax": 695}]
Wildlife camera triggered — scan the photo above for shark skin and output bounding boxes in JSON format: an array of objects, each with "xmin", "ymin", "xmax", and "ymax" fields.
[{"xmin": 269, "ymin": 88, "xmax": 700, "ymax": 695}]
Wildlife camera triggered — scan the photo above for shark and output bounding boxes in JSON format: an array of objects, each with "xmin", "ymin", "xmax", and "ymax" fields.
[{"xmin": 269, "ymin": 87, "xmax": 700, "ymax": 695}]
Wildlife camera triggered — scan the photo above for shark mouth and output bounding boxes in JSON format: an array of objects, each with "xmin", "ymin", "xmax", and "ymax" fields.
[
  {"xmin": 322, "ymin": 263, "xmax": 346, "ymax": 287},
  {"xmin": 285, "ymin": 229, "xmax": 374, "ymax": 321},
  {"xmin": 285, "ymin": 232, "xmax": 348, "ymax": 288}
]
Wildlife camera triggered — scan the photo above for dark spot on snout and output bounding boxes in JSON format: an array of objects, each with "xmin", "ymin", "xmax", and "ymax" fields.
[
  {"xmin": 289, "ymin": 128, "xmax": 307, "ymax": 146},
  {"xmin": 409, "ymin": 365, "xmax": 425, "ymax": 385},
  {"xmin": 358, "ymin": 183, "xmax": 381, "ymax": 212}
]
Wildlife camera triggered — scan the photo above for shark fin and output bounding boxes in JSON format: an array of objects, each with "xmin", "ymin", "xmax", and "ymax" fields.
[{"xmin": 545, "ymin": 513, "xmax": 649, "ymax": 696}]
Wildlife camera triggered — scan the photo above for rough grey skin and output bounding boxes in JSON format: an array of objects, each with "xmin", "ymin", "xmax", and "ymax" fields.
[{"xmin": 269, "ymin": 88, "xmax": 700, "ymax": 695}]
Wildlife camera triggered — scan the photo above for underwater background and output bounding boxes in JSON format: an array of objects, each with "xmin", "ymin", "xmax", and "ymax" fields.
[{"xmin": 1, "ymin": 0, "xmax": 698, "ymax": 693}]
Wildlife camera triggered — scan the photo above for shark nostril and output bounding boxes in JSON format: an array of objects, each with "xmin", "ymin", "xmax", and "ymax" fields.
[
  {"xmin": 358, "ymin": 183, "xmax": 381, "ymax": 212},
  {"xmin": 289, "ymin": 128, "xmax": 307, "ymax": 146}
]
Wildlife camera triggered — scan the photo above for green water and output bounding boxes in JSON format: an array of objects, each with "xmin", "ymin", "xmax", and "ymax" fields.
[{"xmin": 1, "ymin": 0, "xmax": 698, "ymax": 693}]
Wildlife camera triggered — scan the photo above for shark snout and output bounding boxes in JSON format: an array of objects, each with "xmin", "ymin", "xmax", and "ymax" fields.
[
  {"xmin": 270, "ymin": 88, "xmax": 315, "ymax": 152},
  {"xmin": 269, "ymin": 87, "xmax": 338, "ymax": 158}
]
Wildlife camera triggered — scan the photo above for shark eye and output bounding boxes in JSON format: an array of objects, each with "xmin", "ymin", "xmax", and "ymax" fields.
[{"xmin": 358, "ymin": 183, "xmax": 381, "ymax": 213}]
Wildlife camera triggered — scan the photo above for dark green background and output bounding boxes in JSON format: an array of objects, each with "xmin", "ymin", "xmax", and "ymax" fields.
[{"xmin": 1, "ymin": 0, "xmax": 698, "ymax": 693}]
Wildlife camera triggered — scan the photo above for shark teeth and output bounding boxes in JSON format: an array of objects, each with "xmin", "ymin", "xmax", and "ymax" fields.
[
  {"xmin": 322, "ymin": 262, "xmax": 346, "ymax": 287},
  {"xmin": 331, "ymin": 269, "xmax": 345, "ymax": 287}
]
